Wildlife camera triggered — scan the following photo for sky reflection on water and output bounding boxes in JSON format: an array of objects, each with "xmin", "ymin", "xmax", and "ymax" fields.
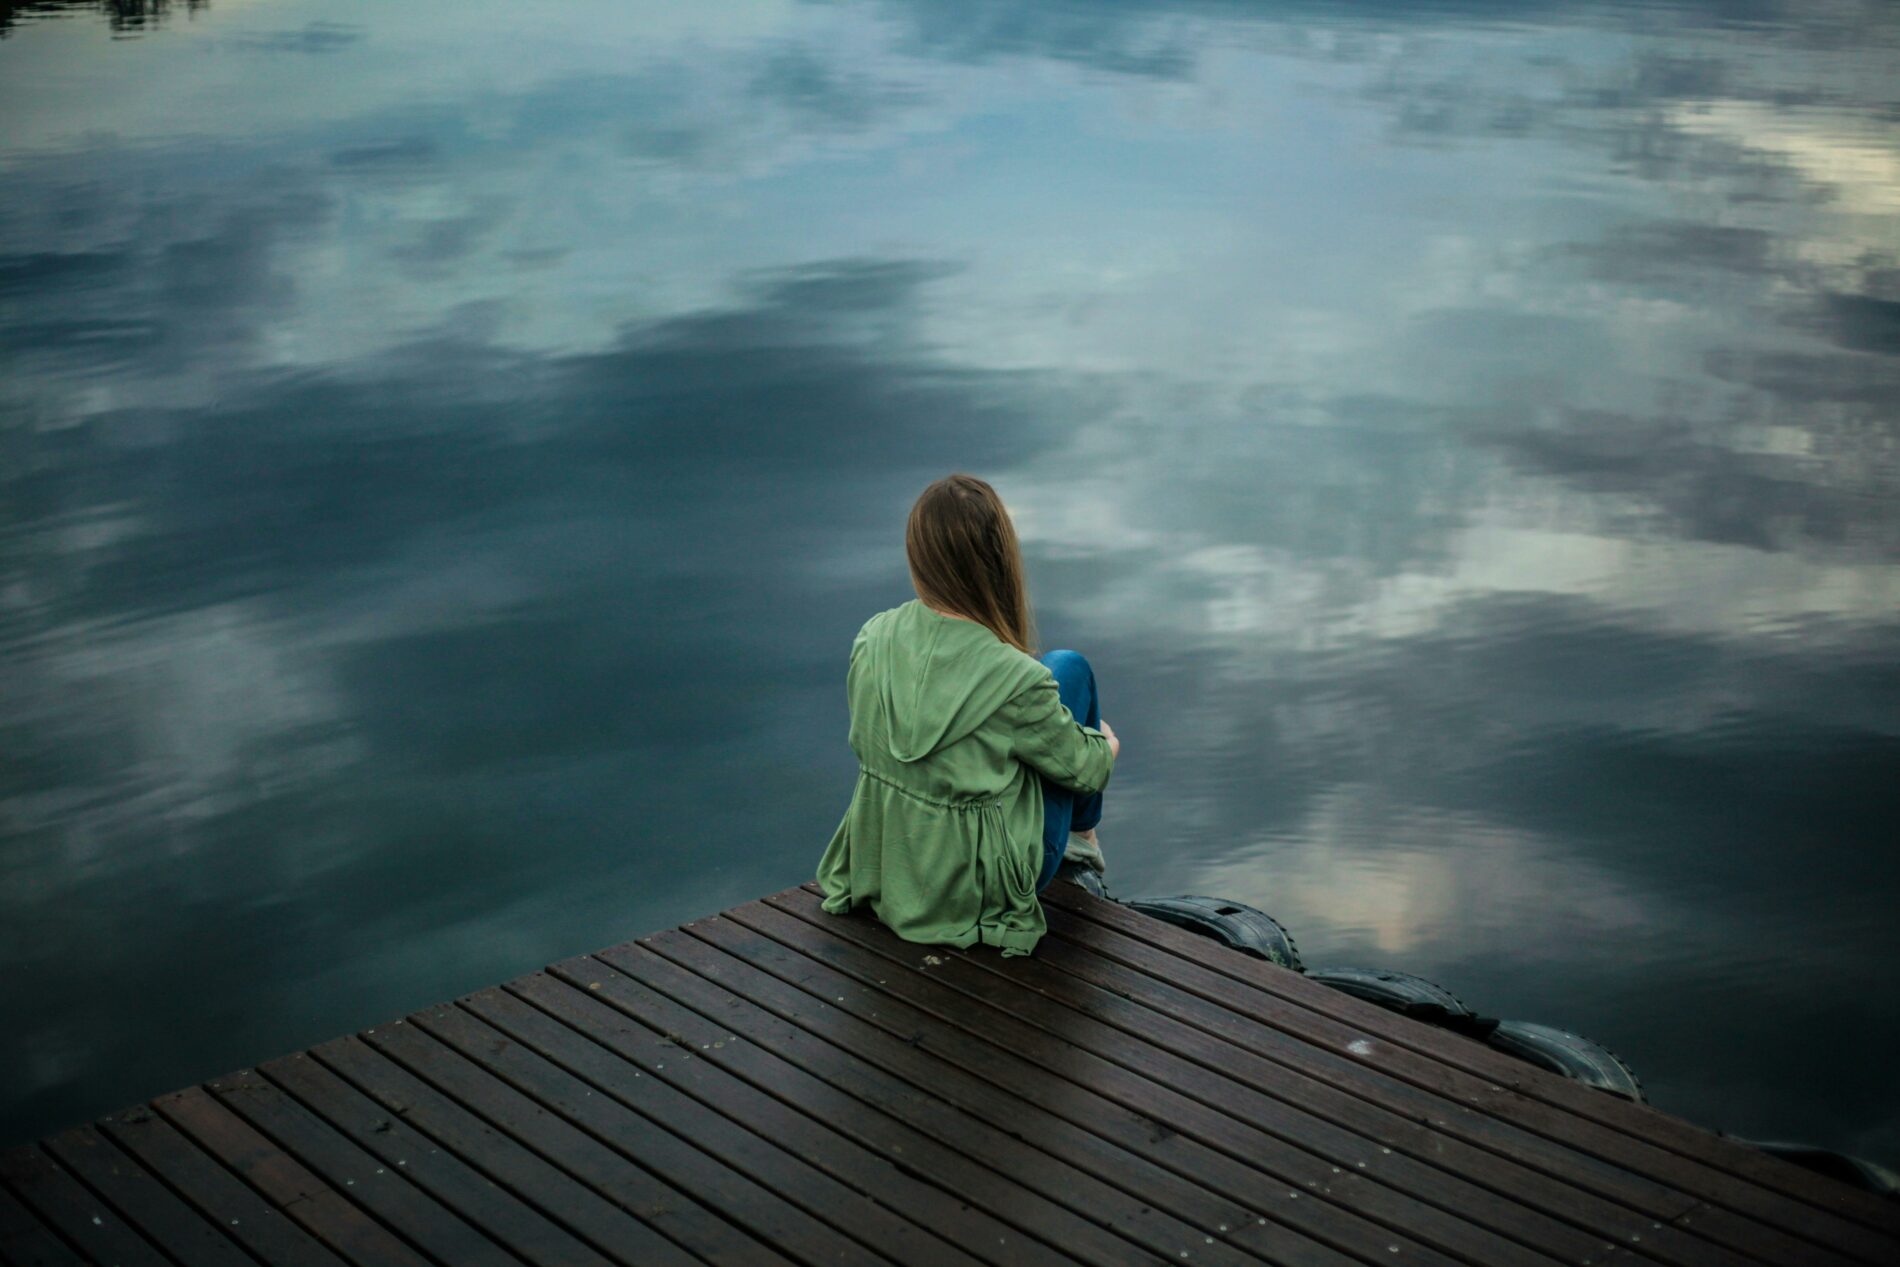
[{"xmin": 2, "ymin": 0, "xmax": 1897, "ymax": 1161}]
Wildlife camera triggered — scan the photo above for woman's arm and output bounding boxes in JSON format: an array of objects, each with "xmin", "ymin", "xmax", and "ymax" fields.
[{"xmin": 1000, "ymin": 672, "xmax": 1117, "ymax": 795}]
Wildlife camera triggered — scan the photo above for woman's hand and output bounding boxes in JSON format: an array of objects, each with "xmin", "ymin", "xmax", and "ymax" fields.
[{"xmin": 1099, "ymin": 719, "xmax": 1120, "ymax": 761}]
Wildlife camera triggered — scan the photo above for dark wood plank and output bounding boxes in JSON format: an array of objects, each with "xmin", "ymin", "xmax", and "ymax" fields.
[
  {"xmin": 408, "ymin": 993, "xmax": 889, "ymax": 1267},
  {"xmin": 303, "ymin": 1033, "xmax": 697, "ymax": 1267},
  {"xmin": 1025, "ymin": 905, "xmax": 1687, "ymax": 1207},
  {"xmin": 764, "ymin": 888, "xmax": 1761, "ymax": 1267},
  {"xmin": 0, "ymin": 1143, "xmax": 168, "ymax": 1267},
  {"xmin": 757, "ymin": 895, "xmax": 1633, "ymax": 1263},
  {"xmin": 1042, "ymin": 882, "xmax": 1900, "ymax": 1250},
  {"xmin": 1041, "ymin": 892, "xmax": 1900, "ymax": 1261},
  {"xmin": 0, "ymin": 1178, "xmax": 84, "ymax": 1267},
  {"xmin": 505, "ymin": 969, "xmax": 1043, "ymax": 1267},
  {"xmin": 457, "ymin": 979, "xmax": 974, "ymax": 1267},
  {"xmin": 1038, "ymin": 885, "xmax": 1900, "ymax": 1265},
  {"xmin": 208, "ymin": 1067, "xmax": 515, "ymax": 1267},
  {"xmin": 752, "ymin": 896, "xmax": 1634, "ymax": 1261},
  {"xmin": 360, "ymin": 1002, "xmax": 788, "ymax": 1267},
  {"xmin": 43, "ymin": 1122, "xmax": 258, "ymax": 1267},
  {"xmin": 538, "ymin": 954, "xmax": 1097, "ymax": 1267},
  {"xmin": 591, "ymin": 939, "xmax": 1202, "ymax": 1267},
  {"xmin": 630, "ymin": 924, "xmax": 1393, "ymax": 1267},
  {"xmin": 1028, "ymin": 902, "xmax": 1827, "ymax": 1267},
  {"xmin": 1029, "ymin": 921, "xmax": 1776, "ymax": 1267},
  {"xmin": 260, "ymin": 1044, "xmax": 613, "ymax": 1267},
  {"xmin": 687, "ymin": 908, "xmax": 1544, "ymax": 1267},
  {"xmin": 154, "ymin": 1084, "xmax": 432, "ymax": 1267},
  {"xmin": 101, "ymin": 1101, "xmax": 350, "ymax": 1267}
]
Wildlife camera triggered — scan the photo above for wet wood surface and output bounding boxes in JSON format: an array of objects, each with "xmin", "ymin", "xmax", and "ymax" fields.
[{"xmin": 5, "ymin": 884, "xmax": 1897, "ymax": 1265}]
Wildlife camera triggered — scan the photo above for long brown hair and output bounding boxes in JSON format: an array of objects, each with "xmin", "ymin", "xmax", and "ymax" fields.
[{"xmin": 906, "ymin": 473, "xmax": 1038, "ymax": 655}]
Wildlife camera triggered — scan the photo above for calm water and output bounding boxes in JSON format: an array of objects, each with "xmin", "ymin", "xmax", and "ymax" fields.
[{"xmin": 2, "ymin": 0, "xmax": 1897, "ymax": 1161}]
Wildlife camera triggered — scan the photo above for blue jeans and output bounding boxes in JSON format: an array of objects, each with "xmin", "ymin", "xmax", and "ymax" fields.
[{"xmin": 1035, "ymin": 649, "xmax": 1104, "ymax": 891}]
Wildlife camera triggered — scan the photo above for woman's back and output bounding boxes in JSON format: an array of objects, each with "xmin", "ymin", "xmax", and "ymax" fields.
[{"xmin": 848, "ymin": 600, "xmax": 1048, "ymax": 803}]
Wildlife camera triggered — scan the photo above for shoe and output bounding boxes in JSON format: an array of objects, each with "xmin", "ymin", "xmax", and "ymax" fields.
[
  {"xmin": 1054, "ymin": 859, "xmax": 1109, "ymax": 897},
  {"xmin": 1063, "ymin": 829, "xmax": 1106, "ymax": 874},
  {"xmin": 1053, "ymin": 830, "xmax": 1109, "ymax": 898}
]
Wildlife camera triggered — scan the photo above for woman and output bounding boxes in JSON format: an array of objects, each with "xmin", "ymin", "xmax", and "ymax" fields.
[{"xmin": 816, "ymin": 473, "xmax": 1121, "ymax": 957}]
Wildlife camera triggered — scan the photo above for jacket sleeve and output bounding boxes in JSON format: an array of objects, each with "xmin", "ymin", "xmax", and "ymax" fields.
[{"xmin": 999, "ymin": 671, "xmax": 1114, "ymax": 796}]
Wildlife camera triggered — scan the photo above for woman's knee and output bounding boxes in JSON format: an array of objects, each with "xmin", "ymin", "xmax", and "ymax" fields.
[
  {"xmin": 1040, "ymin": 648, "xmax": 1091, "ymax": 682},
  {"xmin": 1039, "ymin": 648, "xmax": 1096, "ymax": 714}
]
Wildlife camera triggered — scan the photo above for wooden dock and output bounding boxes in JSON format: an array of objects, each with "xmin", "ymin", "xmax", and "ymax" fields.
[{"xmin": 4, "ymin": 883, "xmax": 1897, "ymax": 1266}]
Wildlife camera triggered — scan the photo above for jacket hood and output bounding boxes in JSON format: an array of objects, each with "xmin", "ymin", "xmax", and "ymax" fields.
[{"xmin": 859, "ymin": 600, "xmax": 1044, "ymax": 763}]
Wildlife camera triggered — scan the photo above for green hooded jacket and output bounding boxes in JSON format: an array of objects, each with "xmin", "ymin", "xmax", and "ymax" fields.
[{"xmin": 816, "ymin": 599, "xmax": 1115, "ymax": 956}]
